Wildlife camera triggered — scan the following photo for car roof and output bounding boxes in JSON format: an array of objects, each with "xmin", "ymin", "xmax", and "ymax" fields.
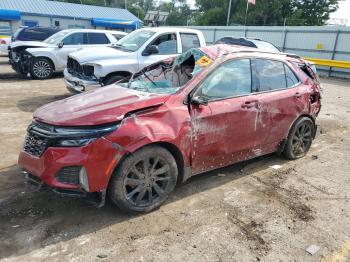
[
  {"xmin": 59, "ymin": 29, "xmax": 127, "ymax": 35},
  {"xmin": 140, "ymin": 27, "xmax": 202, "ymax": 34},
  {"xmin": 198, "ymin": 44, "xmax": 301, "ymax": 62}
]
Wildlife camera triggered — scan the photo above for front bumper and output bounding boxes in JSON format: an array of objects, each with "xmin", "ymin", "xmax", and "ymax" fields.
[
  {"xmin": 18, "ymin": 137, "xmax": 124, "ymax": 194},
  {"xmin": 64, "ymin": 69, "xmax": 102, "ymax": 93}
]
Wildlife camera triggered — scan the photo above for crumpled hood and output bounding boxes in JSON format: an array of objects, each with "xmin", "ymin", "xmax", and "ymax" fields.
[
  {"xmin": 10, "ymin": 41, "xmax": 52, "ymax": 49},
  {"xmin": 69, "ymin": 46, "xmax": 130, "ymax": 64},
  {"xmin": 34, "ymin": 85, "xmax": 170, "ymax": 126}
]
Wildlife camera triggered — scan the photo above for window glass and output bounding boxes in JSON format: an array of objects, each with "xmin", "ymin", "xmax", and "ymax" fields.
[
  {"xmin": 115, "ymin": 29, "xmax": 155, "ymax": 52},
  {"xmin": 284, "ymin": 64, "xmax": 299, "ymax": 87},
  {"xmin": 151, "ymin": 33, "xmax": 177, "ymax": 55},
  {"xmin": 255, "ymin": 59, "xmax": 286, "ymax": 91},
  {"xmin": 199, "ymin": 59, "xmax": 252, "ymax": 100},
  {"xmin": 88, "ymin": 33, "xmax": 110, "ymax": 44},
  {"xmin": 63, "ymin": 33, "xmax": 87, "ymax": 45},
  {"xmin": 180, "ymin": 33, "xmax": 200, "ymax": 52}
]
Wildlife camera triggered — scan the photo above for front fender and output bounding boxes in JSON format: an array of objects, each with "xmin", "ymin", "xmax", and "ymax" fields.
[
  {"xmin": 105, "ymin": 104, "xmax": 192, "ymax": 168},
  {"xmin": 26, "ymin": 48, "xmax": 58, "ymax": 69},
  {"xmin": 89, "ymin": 59, "xmax": 139, "ymax": 78}
]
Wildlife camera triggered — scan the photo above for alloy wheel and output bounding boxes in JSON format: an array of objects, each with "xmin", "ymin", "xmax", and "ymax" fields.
[
  {"xmin": 33, "ymin": 60, "xmax": 52, "ymax": 79},
  {"xmin": 123, "ymin": 157, "xmax": 171, "ymax": 207},
  {"xmin": 291, "ymin": 122, "xmax": 313, "ymax": 157}
]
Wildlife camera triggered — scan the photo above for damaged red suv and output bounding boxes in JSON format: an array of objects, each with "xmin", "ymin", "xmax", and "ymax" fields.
[{"xmin": 18, "ymin": 45, "xmax": 321, "ymax": 213}]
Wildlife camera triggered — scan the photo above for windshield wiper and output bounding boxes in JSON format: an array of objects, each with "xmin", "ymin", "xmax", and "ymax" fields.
[{"xmin": 112, "ymin": 44, "xmax": 131, "ymax": 52}]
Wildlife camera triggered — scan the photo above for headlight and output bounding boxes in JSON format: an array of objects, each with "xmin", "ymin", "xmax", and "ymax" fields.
[
  {"xmin": 29, "ymin": 121, "xmax": 120, "ymax": 148},
  {"xmin": 52, "ymin": 122, "xmax": 120, "ymax": 147}
]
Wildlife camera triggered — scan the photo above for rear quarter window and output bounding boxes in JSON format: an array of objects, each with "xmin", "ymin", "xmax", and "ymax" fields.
[
  {"xmin": 180, "ymin": 33, "xmax": 200, "ymax": 52},
  {"xmin": 254, "ymin": 59, "xmax": 286, "ymax": 91}
]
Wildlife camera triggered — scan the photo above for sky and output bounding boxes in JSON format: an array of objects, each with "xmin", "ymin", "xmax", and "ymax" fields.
[{"xmin": 330, "ymin": 0, "xmax": 350, "ymax": 25}]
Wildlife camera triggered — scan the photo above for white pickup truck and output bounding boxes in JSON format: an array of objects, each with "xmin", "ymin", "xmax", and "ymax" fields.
[
  {"xmin": 9, "ymin": 29, "xmax": 126, "ymax": 79},
  {"xmin": 64, "ymin": 27, "xmax": 206, "ymax": 93}
]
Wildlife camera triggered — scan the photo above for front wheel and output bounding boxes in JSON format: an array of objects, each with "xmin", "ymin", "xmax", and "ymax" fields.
[
  {"xmin": 283, "ymin": 117, "xmax": 315, "ymax": 160},
  {"xmin": 30, "ymin": 58, "xmax": 54, "ymax": 80},
  {"xmin": 108, "ymin": 146, "xmax": 178, "ymax": 213}
]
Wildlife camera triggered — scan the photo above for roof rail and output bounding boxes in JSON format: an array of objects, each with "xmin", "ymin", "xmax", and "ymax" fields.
[{"xmin": 225, "ymin": 48, "xmax": 301, "ymax": 59}]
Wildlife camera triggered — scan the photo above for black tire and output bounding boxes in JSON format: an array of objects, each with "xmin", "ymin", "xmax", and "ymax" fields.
[
  {"xmin": 103, "ymin": 75, "xmax": 127, "ymax": 86},
  {"xmin": 30, "ymin": 58, "xmax": 54, "ymax": 80},
  {"xmin": 108, "ymin": 146, "xmax": 178, "ymax": 213},
  {"xmin": 283, "ymin": 117, "xmax": 315, "ymax": 160}
]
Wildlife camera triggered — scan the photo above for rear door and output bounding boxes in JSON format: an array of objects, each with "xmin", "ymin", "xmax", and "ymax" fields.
[
  {"xmin": 190, "ymin": 58, "xmax": 266, "ymax": 174},
  {"xmin": 251, "ymin": 58, "xmax": 306, "ymax": 151}
]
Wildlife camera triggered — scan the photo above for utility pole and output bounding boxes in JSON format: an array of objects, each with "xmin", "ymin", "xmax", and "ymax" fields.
[
  {"xmin": 226, "ymin": 0, "xmax": 233, "ymax": 26},
  {"xmin": 125, "ymin": 0, "xmax": 127, "ymax": 10}
]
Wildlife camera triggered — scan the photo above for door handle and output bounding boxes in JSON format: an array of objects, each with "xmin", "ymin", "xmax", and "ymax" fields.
[
  {"xmin": 241, "ymin": 100, "xmax": 258, "ymax": 109},
  {"xmin": 294, "ymin": 92, "xmax": 302, "ymax": 98}
]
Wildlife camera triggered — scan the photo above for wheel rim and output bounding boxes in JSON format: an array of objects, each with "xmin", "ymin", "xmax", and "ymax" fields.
[
  {"xmin": 123, "ymin": 157, "xmax": 171, "ymax": 207},
  {"xmin": 292, "ymin": 122, "xmax": 313, "ymax": 157},
  {"xmin": 33, "ymin": 61, "xmax": 51, "ymax": 78}
]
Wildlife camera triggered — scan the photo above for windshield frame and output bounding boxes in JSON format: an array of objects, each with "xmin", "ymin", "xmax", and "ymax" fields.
[
  {"xmin": 113, "ymin": 29, "xmax": 156, "ymax": 52},
  {"xmin": 43, "ymin": 31, "xmax": 70, "ymax": 45}
]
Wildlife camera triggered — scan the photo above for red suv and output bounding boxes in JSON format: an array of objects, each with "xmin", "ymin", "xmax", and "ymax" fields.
[{"xmin": 18, "ymin": 45, "xmax": 321, "ymax": 213}]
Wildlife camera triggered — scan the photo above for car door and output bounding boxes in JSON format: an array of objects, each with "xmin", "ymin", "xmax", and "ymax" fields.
[
  {"xmin": 56, "ymin": 32, "xmax": 88, "ymax": 69},
  {"xmin": 189, "ymin": 58, "xmax": 266, "ymax": 174},
  {"xmin": 250, "ymin": 58, "xmax": 306, "ymax": 152},
  {"xmin": 137, "ymin": 32, "xmax": 180, "ymax": 70}
]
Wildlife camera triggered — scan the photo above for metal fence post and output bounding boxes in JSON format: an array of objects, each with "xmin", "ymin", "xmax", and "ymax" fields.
[
  {"xmin": 329, "ymin": 30, "xmax": 340, "ymax": 77},
  {"xmin": 282, "ymin": 28, "xmax": 288, "ymax": 52},
  {"xmin": 213, "ymin": 27, "xmax": 217, "ymax": 43}
]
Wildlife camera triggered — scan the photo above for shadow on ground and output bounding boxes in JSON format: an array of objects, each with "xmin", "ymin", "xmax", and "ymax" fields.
[
  {"xmin": 0, "ymin": 154, "xmax": 288, "ymax": 259},
  {"xmin": 17, "ymin": 94, "xmax": 71, "ymax": 112}
]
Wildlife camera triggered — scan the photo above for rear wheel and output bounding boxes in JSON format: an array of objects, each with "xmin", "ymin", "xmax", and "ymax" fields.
[
  {"xmin": 30, "ymin": 58, "xmax": 54, "ymax": 79},
  {"xmin": 284, "ymin": 117, "xmax": 315, "ymax": 160},
  {"xmin": 108, "ymin": 146, "xmax": 178, "ymax": 213}
]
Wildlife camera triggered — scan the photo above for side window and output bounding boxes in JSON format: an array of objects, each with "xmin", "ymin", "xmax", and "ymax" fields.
[
  {"xmin": 254, "ymin": 59, "xmax": 286, "ymax": 91},
  {"xmin": 63, "ymin": 33, "xmax": 87, "ymax": 45},
  {"xmin": 284, "ymin": 64, "xmax": 299, "ymax": 87},
  {"xmin": 151, "ymin": 33, "xmax": 177, "ymax": 55},
  {"xmin": 198, "ymin": 59, "xmax": 252, "ymax": 100},
  {"xmin": 88, "ymin": 33, "xmax": 110, "ymax": 44},
  {"xmin": 180, "ymin": 33, "xmax": 200, "ymax": 52}
]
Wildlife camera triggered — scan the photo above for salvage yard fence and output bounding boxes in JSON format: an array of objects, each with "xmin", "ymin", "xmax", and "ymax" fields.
[{"xmin": 187, "ymin": 26, "xmax": 350, "ymax": 79}]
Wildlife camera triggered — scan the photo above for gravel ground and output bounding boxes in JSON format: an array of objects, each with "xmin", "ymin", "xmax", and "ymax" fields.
[{"xmin": 0, "ymin": 55, "xmax": 349, "ymax": 262}]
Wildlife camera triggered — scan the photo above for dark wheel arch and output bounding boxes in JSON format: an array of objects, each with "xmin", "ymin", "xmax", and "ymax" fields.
[{"xmin": 103, "ymin": 71, "xmax": 132, "ymax": 86}]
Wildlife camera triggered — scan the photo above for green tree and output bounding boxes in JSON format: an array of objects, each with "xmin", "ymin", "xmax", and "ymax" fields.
[{"xmin": 159, "ymin": 0, "xmax": 192, "ymax": 26}]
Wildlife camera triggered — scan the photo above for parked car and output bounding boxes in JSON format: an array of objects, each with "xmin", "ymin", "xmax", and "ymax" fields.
[
  {"xmin": 215, "ymin": 37, "xmax": 281, "ymax": 52},
  {"xmin": 64, "ymin": 27, "xmax": 206, "ymax": 93},
  {"xmin": 9, "ymin": 29, "xmax": 127, "ymax": 79},
  {"xmin": 18, "ymin": 44, "xmax": 321, "ymax": 213},
  {"xmin": 0, "ymin": 35, "xmax": 11, "ymax": 54},
  {"xmin": 11, "ymin": 26, "xmax": 61, "ymax": 42}
]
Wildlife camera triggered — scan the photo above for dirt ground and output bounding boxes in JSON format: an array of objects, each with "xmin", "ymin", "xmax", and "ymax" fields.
[{"xmin": 0, "ymin": 54, "xmax": 349, "ymax": 262}]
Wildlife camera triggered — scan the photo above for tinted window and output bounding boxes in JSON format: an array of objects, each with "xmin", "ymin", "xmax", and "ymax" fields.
[
  {"xmin": 199, "ymin": 59, "xmax": 252, "ymax": 100},
  {"xmin": 88, "ymin": 33, "xmax": 110, "ymax": 44},
  {"xmin": 63, "ymin": 33, "xmax": 87, "ymax": 45},
  {"xmin": 254, "ymin": 59, "xmax": 286, "ymax": 91},
  {"xmin": 151, "ymin": 33, "xmax": 177, "ymax": 55},
  {"xmin": 284, "ymin": 64, "xmax": 299, "ymax": 87},
  {"xmin": 180, "ymin": 33, "xmax": 200, "ymax": 52}
]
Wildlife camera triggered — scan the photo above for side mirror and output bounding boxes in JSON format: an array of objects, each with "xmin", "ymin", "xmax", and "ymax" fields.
[
  {"xmin": 191, "ymin": 96, "xmax": 208, "ymax": 106},
  {"xmin": 58, "ymin": 41, "xmax": 64, "ymax": 48},
  {"xmin": 142, "ymin": 45, "xmax": 159, "ymax": 56}
]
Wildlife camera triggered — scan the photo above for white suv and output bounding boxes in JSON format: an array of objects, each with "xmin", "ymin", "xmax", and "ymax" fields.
[
  {"xmin": 9, "ymin": 29, "xmax": 127, "ymax": 79},
  {"xmin": 64, "ymin": 27, "xmax": 206, "ymax": 93}
]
